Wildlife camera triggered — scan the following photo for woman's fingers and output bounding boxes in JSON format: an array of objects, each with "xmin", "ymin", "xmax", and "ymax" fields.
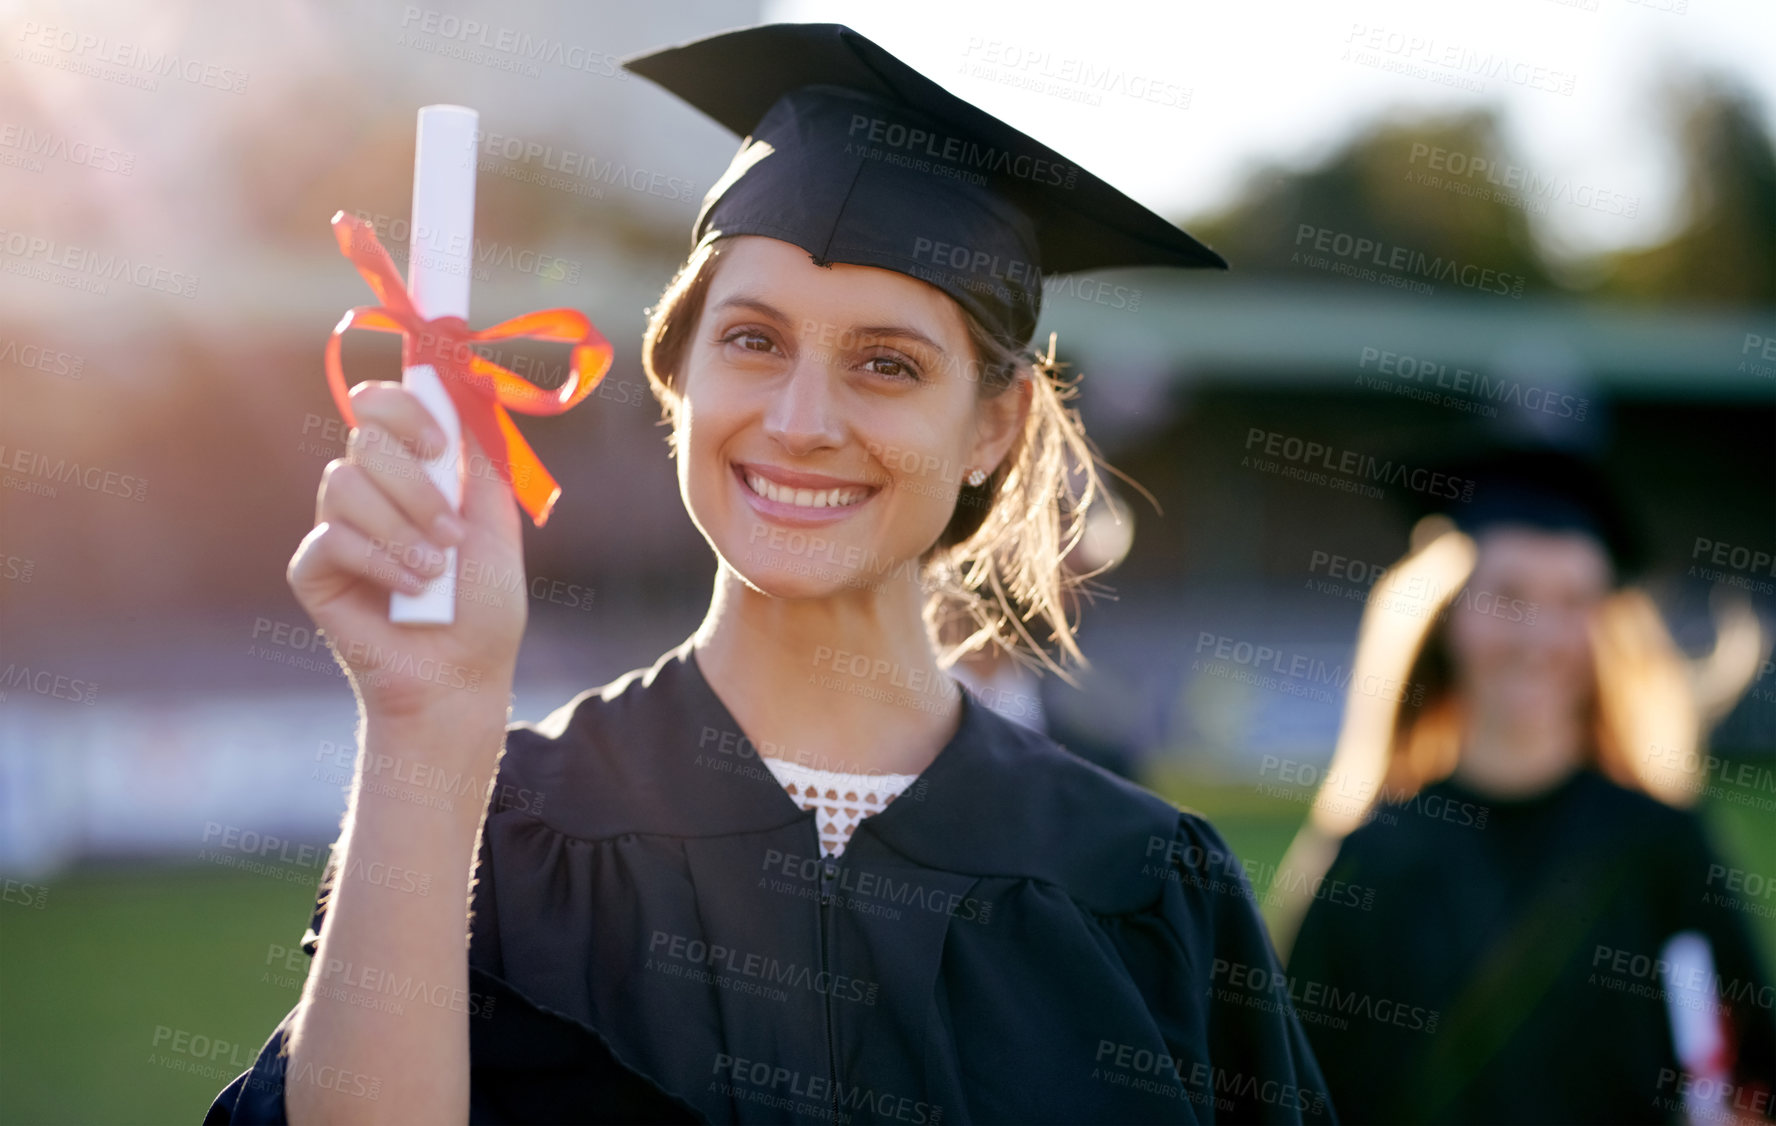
[
  {"xmin": 343, "ymin": 420, "xmax": 466, "ymax": 550},
  {"xmin": 349, "ymin": 381, "xmax": 447, "ymax": 459},
  {"xmin": 344, "ymin": 379, "xmax": 520, "ymax": 543},
  {"xmin": 316, "ymin": 460, "xmax": 451, "ymax": 579},
  {"xmin": 290, "ymin": 518, "xmax": 433, "ymax": 596}
]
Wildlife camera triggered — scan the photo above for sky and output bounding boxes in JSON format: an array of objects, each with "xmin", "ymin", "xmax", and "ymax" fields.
[{"xmin": 769, "ymin": 0, "xmax": 1776, "ymax": 262}]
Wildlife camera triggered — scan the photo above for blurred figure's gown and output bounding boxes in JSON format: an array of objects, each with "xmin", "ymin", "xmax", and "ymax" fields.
[{"xmin": 1288, "ymin": 766, "xmax": 1775, "ymax": 1124}]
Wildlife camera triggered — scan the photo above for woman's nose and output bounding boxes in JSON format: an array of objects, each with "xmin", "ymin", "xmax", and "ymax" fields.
[
  {"xmin": 1511, "ymin": 603, "xmax": 1590, "ymax": 659},
  {"xmin": 762, "ymin": 355, "xmax": 845, "ymax": 455}
]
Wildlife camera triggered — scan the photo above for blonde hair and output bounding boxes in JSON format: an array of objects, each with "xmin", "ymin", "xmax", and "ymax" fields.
[
  {"xmin": 1271, "ymin": 525, "xmax": 1766, "ymax": 953},
  {"xmin": 640, "ymin": 238, "xmax": 1136, "ymax": 681}
]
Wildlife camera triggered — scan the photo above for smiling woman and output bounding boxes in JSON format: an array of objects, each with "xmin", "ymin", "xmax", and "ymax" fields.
[
  {"xmin": 643, "ymin": 234, "xmax": 1100, "ymax": 677},
  {"xmin": 209, "ymin": 22, "xmax": 1334, "ymax": 1126}
]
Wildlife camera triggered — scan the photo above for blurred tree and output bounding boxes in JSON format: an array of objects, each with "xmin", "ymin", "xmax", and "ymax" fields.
[
  {"xmin": 1187, "ymin": 110, "xmax": 1559, "ymax": 296},
  {"xmin": 1185, "ymin": 74, "xmax": 1776, "ymax": 310},
  {"xmin": 1594, "ymin": 74, "xmax": 1776, "ymax": 308}
]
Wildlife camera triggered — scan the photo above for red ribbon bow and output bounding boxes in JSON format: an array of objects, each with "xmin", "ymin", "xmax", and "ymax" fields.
[{"xmin": 323, "ymin": 209, "xmax": 612, "ymax": 527}]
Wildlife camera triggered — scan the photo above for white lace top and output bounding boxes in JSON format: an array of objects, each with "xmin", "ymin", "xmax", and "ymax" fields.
[{"xmin": 757, "ymin": 756, "xmax": 919, "ymax": 857}]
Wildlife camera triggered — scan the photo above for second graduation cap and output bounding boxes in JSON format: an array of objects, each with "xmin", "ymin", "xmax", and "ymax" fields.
[
  {"xmin": 622, "ymin": 23, "xmax": 1225, "ymax": 350},
  {"xmin": 1404, "ymin": 443, "xmax": 1646, "ymax": 582}
]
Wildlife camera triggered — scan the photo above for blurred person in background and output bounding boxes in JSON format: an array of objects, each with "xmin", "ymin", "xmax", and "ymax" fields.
[
  {"xmin": 1275, "ymin": 446, "xmax": 1775, "ymax": 1124},
  {"xmin": 208, "ymin": 24, "xmax": 1334, "ymax": 1124}
]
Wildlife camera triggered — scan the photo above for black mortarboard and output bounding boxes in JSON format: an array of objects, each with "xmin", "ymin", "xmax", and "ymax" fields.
[
  {"xmin": 621, "ymin": 23, "xmax": 1226, "ymax": 350},
  {"xmin": 1409, "ymin": 444, "xmax": 1644, "ymax": 581}
]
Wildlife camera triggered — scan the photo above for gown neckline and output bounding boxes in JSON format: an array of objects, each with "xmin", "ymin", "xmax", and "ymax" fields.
[
  {"xmin": 528, "ymin": 637, "xmax": 1187, "ymax": 912},
  {"xmin": 1431, "ymin": 763, "xmax": 1594, "ymax": 814},
  {"xmin": 680, "ymin": 638, "xmax": 979, "ymax": 861}
]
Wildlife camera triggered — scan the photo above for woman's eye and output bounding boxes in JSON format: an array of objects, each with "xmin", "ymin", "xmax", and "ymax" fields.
[
  {"xmin": 721, "ymin": 329, "xmax": 777, "ymax": 354},
  {"xmin": 863, "ymin": 354, "xmax": 919, "ymax": 381}
]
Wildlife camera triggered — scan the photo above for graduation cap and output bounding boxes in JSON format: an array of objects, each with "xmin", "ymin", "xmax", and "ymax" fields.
[
  {"xmin": 621, "ymin": 23, "xmax": 1225, "ymax": 350},
  {"xmin": 1409, "ymin": 444, "xmax": 1645, "ymax": 581}
]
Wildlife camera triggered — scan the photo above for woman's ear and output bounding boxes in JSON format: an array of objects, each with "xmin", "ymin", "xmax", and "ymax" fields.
[{"xmin": 970, "ymin": 374, "xmax": 1033, "ymax": 477}]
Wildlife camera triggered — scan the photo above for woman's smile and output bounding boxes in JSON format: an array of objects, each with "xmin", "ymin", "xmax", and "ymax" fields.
[{"xmin": 731, "ymin": 460, "xmax": 882, "ymax": 526}]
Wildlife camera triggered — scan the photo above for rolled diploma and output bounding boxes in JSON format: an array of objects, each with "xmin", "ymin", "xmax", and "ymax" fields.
[{"xmin": 390, "ymin": 104, "xmax": 477, "ymax": 624}]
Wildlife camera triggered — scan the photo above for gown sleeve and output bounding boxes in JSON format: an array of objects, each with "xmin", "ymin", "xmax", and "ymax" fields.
[
  {"xmin": 1127, "ymin": 811, "xmax": 1340, "ymax": 1124},
  {"xmin": 203, "ymin": 736, "xmax": 708, "ymax": 1125}
]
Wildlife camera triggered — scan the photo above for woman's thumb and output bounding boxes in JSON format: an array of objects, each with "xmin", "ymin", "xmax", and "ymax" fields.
[{"xmin": 458, "ymin": 425, "xmax": 521, "ymax": 533}]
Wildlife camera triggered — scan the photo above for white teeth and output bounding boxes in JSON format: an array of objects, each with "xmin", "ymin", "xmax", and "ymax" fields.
[{"xmin": 745, "ymin": 471, "xmax": 865, "ymax": 509}]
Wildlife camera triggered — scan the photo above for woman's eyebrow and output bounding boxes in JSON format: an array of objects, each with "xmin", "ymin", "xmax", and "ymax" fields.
[
  {"xmin": 711, "ymin": 294, "xmax": 947, "ymax": 356},
  {"xmin": 851, "ymin": 324, "xmax": 947, "ymax": 356},
  {"xmin": 710, "ymin": 295, "xmax": 791, "ymax": 323}
]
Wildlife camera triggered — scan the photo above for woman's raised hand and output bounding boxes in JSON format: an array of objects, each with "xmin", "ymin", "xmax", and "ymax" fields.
[{"xmin": 287, "ymin": 381, "xmax": 528, "ymax": 725}]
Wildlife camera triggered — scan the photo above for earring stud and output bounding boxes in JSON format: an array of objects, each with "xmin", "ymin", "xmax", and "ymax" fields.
[{"xmin": 966, "ymin": 467, "xmax": 987, "ymax": 487}]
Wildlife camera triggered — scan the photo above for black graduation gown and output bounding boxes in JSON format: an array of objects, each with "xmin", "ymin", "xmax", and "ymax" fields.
[
  {"xmin": 207, "ymin": 641, "xmax": 1334, "ymax": 1124},
  {"xmin": 1288, "ymin": 768, "xmax": 1776, "ymax": 1125}
]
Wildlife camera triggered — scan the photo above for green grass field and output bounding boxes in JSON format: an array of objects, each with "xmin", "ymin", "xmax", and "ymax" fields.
[
  {"xmin": 1, "ymin": 865, "xmax": 317, "ymax": 1125},
  {"xmin": 2, "ymin": 778, "xmax": 1770, "ymax": 1124}
]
